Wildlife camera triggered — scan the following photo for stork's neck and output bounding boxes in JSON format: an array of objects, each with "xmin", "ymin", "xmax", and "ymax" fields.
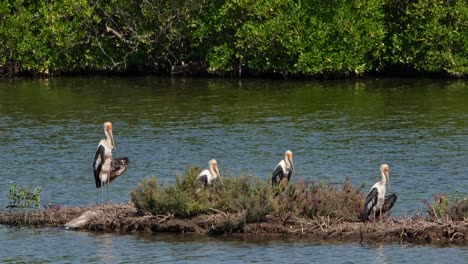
[
  {"xmin": 284, "ymin": 157, "xmax": 291, "ymax": 169},
  {"xmin": 209, "ymin": 167, "xmax": 217, "ymax": 178},
  {"xmin": 104, "ymin": 131, "xmax": 113, "ymax": 150},
  {"xmin": 380, "ymin": 169, "xmax": 387, "ymax": 185}
]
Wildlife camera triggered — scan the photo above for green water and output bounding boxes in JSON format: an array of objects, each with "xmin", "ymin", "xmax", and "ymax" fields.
[
  {"xmin": 0, "ymin": 77, "xmax": 467, "ymax": 262},
  {"xmin": 0, "ymin": 77, "xmax": 467, "ymax": 208}
]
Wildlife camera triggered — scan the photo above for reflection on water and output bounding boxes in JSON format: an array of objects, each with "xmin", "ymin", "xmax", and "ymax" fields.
[
  {"xmin": 0, "ymin": 77, "xmax": 468, "ymax": 262},
  {"xmin": 97, "ymin": 234, "xmax": 115, "ymax": 264},
  {"xmin": 0, "ymin": 227, "xmax": 466, "ymax": 263},
  {"xmin": 376, "ymin": 244, "xmax": 389, "ymax": 264}
]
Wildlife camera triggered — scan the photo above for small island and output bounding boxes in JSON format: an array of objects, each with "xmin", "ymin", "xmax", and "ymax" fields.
[{"xmin": 1, "ymin": 168, "xmax": 466, "ymax": 245}]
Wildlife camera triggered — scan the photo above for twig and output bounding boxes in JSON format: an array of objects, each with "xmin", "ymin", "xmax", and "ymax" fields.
[
  {"xmin": 159, "ymin": 213, "xmax": 174, "ymax": 223},
  {"xmin": 450, "ymin": 232, "xmax": 463, "ymax": 241},
  {"xmin": 431, "ymin": 206, "xmax": 443, "ymax": 224},
  {"xmin": 208, "ymin": 208, "xmax": 228, "ymax": 217}
]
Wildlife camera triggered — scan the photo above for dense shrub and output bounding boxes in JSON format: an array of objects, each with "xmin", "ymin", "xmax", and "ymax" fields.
[
  {"xmin": 1, "ymin": 0, "xmax": 466, "ymax": 77},
  {"xmin": 275, "ymin": 177, "xmax": 365, "ymax": 221},
  {"xmin": 130, "ymin": 167, "xmax": 209, "ymax": 218},
  {"xmin": 131, "ymin": 167, "xmax": 366, "ymax": 222},
  {"xmin": 382, "ymin": 0, "xmax": 468, "ymax": 76},
  {"xmin": 130, "ymin": 167, "xmax": 277, "ymax": 221},
  {"xmin": 424, "ymin": 192, "xmax": 468, "ymax": 221},
  {"xmin": 294, "ymin": 0, "xmax": 387, "ymax": 76}
]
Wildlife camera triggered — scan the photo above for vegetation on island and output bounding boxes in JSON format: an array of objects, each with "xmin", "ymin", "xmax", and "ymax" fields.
[
  {"xmin": 424, "ymin": 192, "xmax": 468, "ymax": 222},
  {"xmin": 130, "ymin": 167, "xmax": 364, "ymax": 222},
  {"xmin": 3, "ymin": 170, "xmax": 467, "ymax": 224},
  {"xmin": 130, "ymin": 167, "xmax": 468, "ymax": 223},
  {"xmin": 0, "ymin": 0, "xmax": 467, "ymax": 77},
  {"xmin": 7, "ymin": 182, "xmax": 41, "ymax": 209},
  {"xmin": 1, "ymin": 172, "xmax": 467, "ymax": 243}
]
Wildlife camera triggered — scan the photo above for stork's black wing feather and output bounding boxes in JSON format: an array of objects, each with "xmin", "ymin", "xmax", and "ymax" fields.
[
  {"xmin": 361, "ymin": 187, "xmax": 378, "ymax": 221},
  {"xmin": 382, "ymin": 193, "xmax": 397, "ymax": 215},
  {"xmin": 271, "ymin": 165, "xmax": 284, "ymax": 185},
  {"xmin": 198, "ymin": 174, "xmax": 208, "ymax": 187},
  {"xmin": 93, "ymin": 145, "xmax": 105, "ymax": 188},
  {"xmin": 109, "ymin": 157, "xmax": 129, "ymax": 183}
]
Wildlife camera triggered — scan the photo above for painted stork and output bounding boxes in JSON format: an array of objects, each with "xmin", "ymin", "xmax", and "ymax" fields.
[
  {"xmin": 197, "ymin": 159, "xmax": 221, "ymax": 189},
  {"xmin": 271, "ymin": 150, "xmax": 295, "ymax": 185},
  {"xmin": 361, "ymin": 164, "xmax": 397, "ymax": 221},
  {"xmin": 93, "ymin": 122, "xmax": 129, "ymax": 203}
]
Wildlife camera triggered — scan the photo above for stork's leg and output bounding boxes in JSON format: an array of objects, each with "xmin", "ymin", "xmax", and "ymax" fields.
[
  {"xmin": 106, "ymin": 177, "xmax": 110, "ymax": 203},
  {"xmin": 379, "ymin": 208, "xmax": 382, "ymax": 220},
  {"xmin": 101, "ymin": 186, "xmax": 104, "ymax": 204}
]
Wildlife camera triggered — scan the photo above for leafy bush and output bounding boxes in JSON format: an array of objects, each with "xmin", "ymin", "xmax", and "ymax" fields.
[
  {"xmin": 276, "ymin": 177, "xmax": 365, "ymax": 221},
  {"xmin": 382, "ymin": 0, "xmax": 468, "ymax": 75},
  {"xmin": 1, "ymin": 0, "xmax": 466, "ymax": 77},
  {"xmin": 130, "ymin": 168, "xmax": 277, "ymax": 221},
  {"xmin": 295, "ymin": 0, "xmax": 386, "ymax": 76},
  {"xmin": 424, "ymin": 192, "xmax": 468, "ymax": 221},
  {"xmin": 7, "ymin": 182, "xmax": 42, "ymax": 208},
  {"xmin": 226, "ymin": 177, "xmax": 277, "ymax": 222},
  {"xmin": 131, "ymin": 167, "xmax": 366, "ymax": 222},
  {"xmin": 130, "ymin": 167, "xmax": 209, "ymax": 218}
]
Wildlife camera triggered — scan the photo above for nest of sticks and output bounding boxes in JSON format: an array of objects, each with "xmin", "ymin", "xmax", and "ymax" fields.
[{"xmin": 0, "ymin": 203, "xmax": 466, "ymax": 244}]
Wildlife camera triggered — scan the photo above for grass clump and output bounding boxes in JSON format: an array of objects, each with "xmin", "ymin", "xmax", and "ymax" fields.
[
  {"xmin": 276, "ymin": 177, "xmax": 365, "ymax": 222},
  {"xmin": 130, "ymin": 167, "xmax": 209, "ymax": 218},
  {"xmin": 131, "ymin": 168, "xmax": 277, "ymax": 222},
  {"xmin": 131, "ymin": 167, "xmax": 366, "ymax": 222},
  {"xmin": 225, "ymin": 177, "xmax": 277, "ymax": 222},
  {"xmin": 424, "ymin": 192, "xmax": 468, "ymax": 221}
]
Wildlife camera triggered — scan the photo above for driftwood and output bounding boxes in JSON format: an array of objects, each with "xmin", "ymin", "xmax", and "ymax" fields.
[
  {"xmin": 65, "ymin": 210, "xmax": 102, "ymax": 230},
  {"xmin": 0, "ymin": 203, "xmax": 466, "ymax": 245}
]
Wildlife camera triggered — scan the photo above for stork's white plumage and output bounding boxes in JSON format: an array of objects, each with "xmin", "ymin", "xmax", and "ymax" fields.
[
  {"xmin": 362, "ymin": 164, "xmax": 393, "ymax": 221},
  {"xmin": 272, "ymin": 150, "xmax": 295, "ymax": 185},
  {"xmin": 93, "ymin": 122, "xmax": 129, "ymax": 203},
  {"xmin": 197, "ymin": 159, "xmax": 221, "ymax": 188}
]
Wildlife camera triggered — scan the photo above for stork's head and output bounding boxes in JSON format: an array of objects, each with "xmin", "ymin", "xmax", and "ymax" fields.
[
  {"xmin": 103, "ymin": 121, "xmax": 115, "ymax": 148},
  {"xmin": 380, "ymin": 163, "xmax": 390, "ymax": 189},
  {"xmin": 285, "ymin": 150, "xmax": 295, "ymax": 174},
  {"xmin": 209, "ymin": 159, "xmax": 220, "ymax": 178}
]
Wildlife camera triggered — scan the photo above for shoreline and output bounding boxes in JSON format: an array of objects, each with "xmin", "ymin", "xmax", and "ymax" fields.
[
  {"xmin": 0, "ymin": 203, "xmax": 466, "ymax": 245},
  {"xmin": 1, "ymin": 71, "xmax": 466, "ymax": 80}
]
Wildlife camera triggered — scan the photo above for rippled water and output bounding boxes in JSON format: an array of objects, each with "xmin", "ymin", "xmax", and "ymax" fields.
[
  {"xmin": 0, "ymin": 77, "xmax": 467, "ymax": 262},
  {"xmin": 0, "ymin": 226, "xmax": 466, "ymax": 263}
]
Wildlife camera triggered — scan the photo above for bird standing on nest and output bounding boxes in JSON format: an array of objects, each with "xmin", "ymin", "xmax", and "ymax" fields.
[
  {"xmin": 361, "ymin": 164, "xmax": 397, "ymax": 221},
  {"xmin": 93, "ymin": 122, "xmax": 129, "ymax": 203}
]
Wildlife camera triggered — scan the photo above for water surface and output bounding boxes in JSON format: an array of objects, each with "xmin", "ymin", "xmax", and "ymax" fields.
[
  {"xmin": 0, "ymin": 226, "xmax": 466, "ymax": 263},
  {"xmin": 0, "ymin": 77, "xmax": 467, "ymax": 262}
]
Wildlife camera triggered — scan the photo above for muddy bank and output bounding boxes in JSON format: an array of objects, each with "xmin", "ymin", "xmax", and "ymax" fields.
[{"xmin": 0, "ymin": 203, "xmax": 466, "ymax": 245}]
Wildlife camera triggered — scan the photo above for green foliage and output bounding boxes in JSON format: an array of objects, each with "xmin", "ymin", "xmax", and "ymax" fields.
[
  {"xmin": 7, "ymin": 182, "xmax": 42, "ymax": 208},
  {"xmin": 0, "ymin": 0, "xmax": 466, "ymax": 76},
  {"xmin": 276, "ymin": 178, "xmax": 365, "ymax": 221},
  {"xmin": 295, "ymin": 0, "xmax": 387, "ymax": 76},
  {"xmin": 130, "ymin": 167, "xmax": 209, "ymax": 218},
  {"xmin": 0, "ymin": 0, "xmax": 96, "ymax": 72},
  {"xmin": 130, "ymin": 167, "xmax": 277, "ymax": 220},
  {"xmin": 131, "ymin": 167, "xmax": 366, "ymax": 222},
  {"xmin": 222, "ymin": 176, "xmax": 277, "ymax": 222},
  {"xmin": 425, "ymin": 192, "xmax": 468, "ymax": 221},
  {"xmin": 383, "ymin": 0, "xmax": 468, "ymax": 75}
]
